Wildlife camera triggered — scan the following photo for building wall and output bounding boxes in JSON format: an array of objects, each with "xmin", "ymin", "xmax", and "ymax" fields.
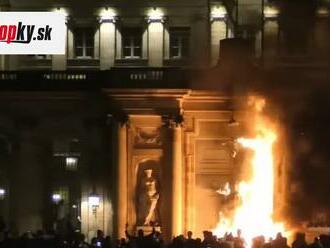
[
  {"xmin": 0, "ymin": 0, "xmax": 329, "ymax": 241},
  {"xmin": 1, "ymin": 0, "xmax": 329, "ymax": 71}
]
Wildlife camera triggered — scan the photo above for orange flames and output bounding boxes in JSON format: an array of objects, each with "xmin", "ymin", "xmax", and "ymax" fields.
[{"xmin": 213, "ymin": 97, "xmax": 287, "ymax": 246}]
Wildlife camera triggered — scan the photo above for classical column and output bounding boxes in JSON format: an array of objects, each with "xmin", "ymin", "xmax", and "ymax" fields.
[
  {"xmin": 115, "ymin": 121, "xmax": 128, "ymax": 238},
  {"xmin": 52, "ymin": 17, "xmax": 68, "ymax": 70},
  {"xmin": 67, "ymin": 27, "xmax": 74, "ymax": 59},
  {"xmin": 0, "ymin": 55, "xmax": 6, "ymax": 71},
  {"xmin": 171, "ymin": 119, "xmax": 183, "ymax": 237},
  {"xmin": 210, "ymin": 19, "xmax": 227, "ymax": 66},
  {"xmin": 99, "ymin": 17, "xmax": 116, "ymax": 70},
  {"xmin": 148, "ymin": 19, "xmax": 165, "ymax": 67}
]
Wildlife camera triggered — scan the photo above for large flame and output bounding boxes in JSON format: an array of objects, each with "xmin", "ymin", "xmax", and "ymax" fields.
[{"xmin": 213, "ymin": 97, "xmax": 286, "ymax": 246}]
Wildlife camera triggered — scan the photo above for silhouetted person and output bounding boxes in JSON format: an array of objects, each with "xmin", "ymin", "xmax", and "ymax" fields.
[
  {"xmin": 196, "ymin": 238, "xmax": 202, "ymax": 248},
  {"xmin": 185, "ymin": 231, "xmax": 197, "ymax": 248},
  {"xmin": 309, "ymin": 237, "xmax": 323, "ymax": 248},
  {"xmin": 104, "ymin": 235, "xmax": 113, "ymax": 248},
  {"xmin": 201, "ymin": 231, "xmax": 217, "ymax": 248},
  {"xmin": 92, "ymin": 230, "xmax": 106, "ymax": 248},
  {"xmin": 292, "ymin": 233, "xmax": 308, "ymax": 248},
  {"xmin": 319, "ymin": 235, "xmax": 330, "ymax": 248},
  {"xmin": 125, "ymin": 225, "xmax": 156, "ymax": 248},
  {"xmin": 252, "ymin": 236, "xmax": 265, "ymax": 248},
  {"xmin": 272, "ymin": 232, "xmax": 289, "ymax": 248},
  {"xmin": 234, "ymin": 229, "xmax": 245, "ymax": 248}
]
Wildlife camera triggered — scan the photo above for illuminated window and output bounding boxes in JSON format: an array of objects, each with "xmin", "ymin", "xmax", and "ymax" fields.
[
  {"xmin": 74, "ymin": 28, "xmax": 94, "ymax": 59},
  {"xmin": 170, "ymin": 27, "xmax": 190, "ymax": 59},
  {"xmin": 53, "ymin": 138, "xmax": 80, "ymax": 171},
  {"xmin": 122, "ymin": 28, "xmax": 142, "ymax": 59}
]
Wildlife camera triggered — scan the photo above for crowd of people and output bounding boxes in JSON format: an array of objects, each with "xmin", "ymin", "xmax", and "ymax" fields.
[{"xmin": 1, "ymin": 220, "xmax": 330, "ymax": 248}]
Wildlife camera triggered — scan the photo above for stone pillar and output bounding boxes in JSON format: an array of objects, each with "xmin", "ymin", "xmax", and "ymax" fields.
[
  {"xmin": 115, "ymin": 122, "xmax": 128, "ymax": 238},
  {"xmin": 94, "ymin": 29, "xmax": 100, "ymax": 59},
  {"xmin": 148, "ymin": 21, "xmax": 164, "ymax": 67},
  {"xmin": 99, "ymin": 19, "xmax": 116, "ymax": 70},
  {"xmin": 12, "ymin": 119, "xmax": 44, "ymax": 234},
  {"xmin": 255, "ymin": 30, "xmax": 263, "ymax": 58},
  {"xmin": 52, "ymin": 19, "xmax": 68, "ymax": 70},
  {"xmin": 0, "ymin": 55, "xmax": 7, "ymax": 70},
  {"xmin": 263, "ymin": 19, "xmax": 279, "ymax": 67},
  {"xmin": 210, "ymin": 19, "xmax": 227, "ymax": 66},
  {"xmin": 67, "ymin": 27, "xmax": 74, "ymax": 59},
  {"xmin": 171, "ymin": 121, "xmax": 183, "ymax": 237},
  {"xmin": 81, "ymin": 117, "xmax": 113, "ymax": 240}
]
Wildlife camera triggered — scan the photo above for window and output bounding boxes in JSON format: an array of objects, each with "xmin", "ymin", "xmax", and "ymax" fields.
[
  {"xmin": 52, "ymin": 138, "xmax": 81, "ymax": 171},
  {"xmin": 170, "ymin": 27, "xmax": 190, "ymax": 59},
  {"xmin": 122, "ymin": 28, "xmax": 142, "ymax": 59},
  {"xmin": 74, "ymin": 28, "xmax": 94, "ymax": 59}
]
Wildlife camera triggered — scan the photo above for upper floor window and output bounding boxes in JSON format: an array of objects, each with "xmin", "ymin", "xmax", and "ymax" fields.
[
  {"xmin": 170, "ymin": 27, "xmax": 190, "ymax": 59},
  {"xmin": 74, "ymin": 28, "xmax": 94, "ymax": 59},
  {"xmin": 122, "ymin": 28, "xmax": 142, "ymax": 59}
]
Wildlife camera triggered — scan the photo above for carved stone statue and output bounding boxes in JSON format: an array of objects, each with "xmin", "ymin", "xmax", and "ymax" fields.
[{"xmin": 136, "ymin": 168, "xmax": 160, "ymax": 226}]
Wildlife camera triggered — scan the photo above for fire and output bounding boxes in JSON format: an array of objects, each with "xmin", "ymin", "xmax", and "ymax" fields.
[{"xmin": 213, "ymin": 97, "xmax": 287, "ymax": 246}]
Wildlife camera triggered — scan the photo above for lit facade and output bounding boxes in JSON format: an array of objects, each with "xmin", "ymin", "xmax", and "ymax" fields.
[{"xmin": 0, "ymin": 0, "xmax": 329, "ymax": 242}]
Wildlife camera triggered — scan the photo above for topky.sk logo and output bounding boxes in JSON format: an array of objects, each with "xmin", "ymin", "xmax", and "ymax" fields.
[{"xmin": 0, "ymin": 12, "xmax": 66, "ymax": 54}]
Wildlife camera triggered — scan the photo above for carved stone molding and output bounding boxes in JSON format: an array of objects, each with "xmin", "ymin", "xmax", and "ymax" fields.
[
  {"xmin": 108, "ymin": 113, "xmax": 129, "ymax": 127},
  {"xmin": 134, "ymin": 127, "xmax": 162, "ymax": 148}
]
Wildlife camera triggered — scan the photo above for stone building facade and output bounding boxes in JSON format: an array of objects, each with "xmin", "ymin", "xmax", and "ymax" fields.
[{"xmin": 0, "ymin": 0, "xmax": 329, "ymax": 242}]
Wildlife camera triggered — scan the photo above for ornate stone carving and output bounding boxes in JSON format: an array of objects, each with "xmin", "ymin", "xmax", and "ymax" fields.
[
  {"xmin": 136, "ymin": 160, "xmax": 160, "ymax": 226},
  {"xmin": 134, "ymin": 127, "xmax": 161, "ymax": 147}
]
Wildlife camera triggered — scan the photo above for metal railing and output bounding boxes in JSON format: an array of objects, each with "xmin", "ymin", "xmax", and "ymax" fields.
[{"xmin": 0, "ymin": 67, "xmax": 190, "ymax": 90}]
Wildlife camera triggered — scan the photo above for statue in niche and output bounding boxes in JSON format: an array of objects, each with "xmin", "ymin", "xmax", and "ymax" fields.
[{"xmin": 136, "ymin": 165, "xmax": 160, "ymax": 226}]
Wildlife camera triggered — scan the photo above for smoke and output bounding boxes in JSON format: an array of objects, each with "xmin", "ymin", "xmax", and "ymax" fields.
[{"xmin": 276, "ymin": 88, "xmax": 330, "ymax": 225}]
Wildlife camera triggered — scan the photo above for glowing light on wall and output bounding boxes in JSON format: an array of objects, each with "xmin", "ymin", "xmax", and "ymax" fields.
[
  {"xmin": 147, "ymin": 8, "xmax": 165, "ymax": 22},
  {"xmin": 89, "ymin": 192, "xmax": 100, "ymax": 208},
  {"xmin": 0, "ymin": 188, "xmax": 5, "ymax": 200},
  {"xmin": 65, "ymin": 157, "xmax": 78, "ymax": 171},
  {"xmin": 211, "ymin": 6, "xmax": 226, "ymax": 20},
  {"xmin": 264, "ymin": 6, "xmax": 279, "ymax": 18},
  {"xmin": 317, "ymin": 7, "xmax": 329, "ymax": 17},
  {"xmin": 99, "ymin": 7, "xmax": 117, "ymax": 22},
  {"xmin": 89, "ymin": 191, "xmax": 100, "ymax": 216},
  {"xmin": 52, "ymin": 193, "xmax": 62, "ymax": 204},
  {"xmin": 54, "ymin": 7, "xmax": 69, "ymax": 18}
]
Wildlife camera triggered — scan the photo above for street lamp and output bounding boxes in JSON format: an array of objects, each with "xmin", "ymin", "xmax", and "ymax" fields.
[
  {"xmin": 52, "ymin": 193, "xmax": 62, "ymax": 204},
  {"xmin": 0, "ymin": 188, "xmax": 5, "ymax": 200}
]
